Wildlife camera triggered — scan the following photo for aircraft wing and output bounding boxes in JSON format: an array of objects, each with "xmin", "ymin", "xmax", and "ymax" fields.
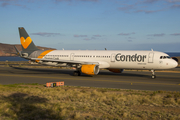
[{"xmin": 30, "ymin": 58, "xmax": 99, "ymax": 65}]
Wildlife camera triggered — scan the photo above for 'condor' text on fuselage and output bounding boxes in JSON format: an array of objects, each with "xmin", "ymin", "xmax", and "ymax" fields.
[{"xmin": 115, "ymin": 53, "xmax": 146, "ymax": 62}]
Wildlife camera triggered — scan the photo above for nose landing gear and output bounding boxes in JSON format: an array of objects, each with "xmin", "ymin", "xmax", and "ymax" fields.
[{"xmin": 151, "ymin": 70, "xmax": 156, "ymax": 79}]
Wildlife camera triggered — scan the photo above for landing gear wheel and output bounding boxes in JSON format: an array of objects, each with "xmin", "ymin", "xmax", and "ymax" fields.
[
  {"xmin": 78, "ymin": 71, "xmax": 81, "ymax": 76},
  {"xmin": 151, "ymin": 70, "xmax": 156, "ymax": 79},
  {"xmin": 73, "ymin": 71, "xmax": 81, "ymax": 76},
  {"xmin": 151, "ymin": 75, "xmax": 156, "ymax": 79},
  {"xmin": 73, "ymin": 71, "xmax": 78, "ymax": 76}
]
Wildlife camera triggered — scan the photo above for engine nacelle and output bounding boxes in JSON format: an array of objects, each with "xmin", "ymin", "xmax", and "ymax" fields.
[
  {"xmin": 81, "ymin": 65, "xmax": 99, "ymax": 75},
  {"xmin": 108, "ymin": 69, "xmax": 124, "ymax": 73}
]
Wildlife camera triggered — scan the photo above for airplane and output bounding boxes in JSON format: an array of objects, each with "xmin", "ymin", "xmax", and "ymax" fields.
[{"xmin": 15, "ymin": 27, "xmax": 178, "ymax": 79}]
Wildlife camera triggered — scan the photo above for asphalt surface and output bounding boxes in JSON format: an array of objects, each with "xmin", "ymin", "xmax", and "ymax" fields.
[{"xmin": 0, "ymin": 66, "xmax": 180, "ymax": 91}]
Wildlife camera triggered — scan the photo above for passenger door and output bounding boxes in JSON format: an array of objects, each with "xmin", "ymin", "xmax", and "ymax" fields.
[
  {"xmin": 111, "ymin": 53, "xmax": 116, "ymax": 62},
  {"xmin": 148, "ymin": 52, "xmax": 154, "ymax": 63},
  {"xmin": 70, "ymin": 53, "xmax": 74, "ymax": 61}
]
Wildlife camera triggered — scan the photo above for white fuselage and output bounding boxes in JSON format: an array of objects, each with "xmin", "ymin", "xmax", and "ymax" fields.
[{"xmin": 39, "ymin": 50, "xmax": 177, "ymax": 70}]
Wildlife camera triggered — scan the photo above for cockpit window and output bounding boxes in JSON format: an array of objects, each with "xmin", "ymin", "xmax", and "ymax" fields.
[{"xmin": 160, "ymin": 56, "xmax": 171, "ymax": 59}]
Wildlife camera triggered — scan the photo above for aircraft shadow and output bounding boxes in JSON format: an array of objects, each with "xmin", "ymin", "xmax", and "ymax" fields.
[
  {"xmin": 10, "ymin": 66, "xmax": 72, "ymax": 74},
  {"xmin": 9, "ymin": 66, "xmax": 152, "ymax": 78},
  {"xmin": 99, "ymin": 71, "xmax": 151, "ymax": 78}
]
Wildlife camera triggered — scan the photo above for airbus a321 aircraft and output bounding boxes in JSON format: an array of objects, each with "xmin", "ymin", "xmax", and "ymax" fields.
[{"xmin": 15, "ymin": 27, "xmax": 178, "ymax": 79}]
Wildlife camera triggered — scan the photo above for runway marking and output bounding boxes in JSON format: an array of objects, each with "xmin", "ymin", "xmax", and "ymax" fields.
[{"xmin": 0, "ymin": 73, "xmax": 179, "ymax": 86}]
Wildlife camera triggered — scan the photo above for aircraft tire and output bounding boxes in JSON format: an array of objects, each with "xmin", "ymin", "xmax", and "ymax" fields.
[
  {"xmin": 73, "ymin": 71, "xmax": 78, "ymax": 76},
  {"xmin": 151, "ymin": 75, "xmax": 156, "ymax": 79},
  {"xmin": 73, "ymin": 71, "xmax": 81, "ymax": 76},
  {"xmin": 78, "ymin": 71, "xmax": 81, "ymax": 76}
]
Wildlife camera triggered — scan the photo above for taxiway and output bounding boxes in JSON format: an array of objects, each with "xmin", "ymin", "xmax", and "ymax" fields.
[{"xmin": 0, "ymin": 66, "xmax": 180, "ymax": 91}]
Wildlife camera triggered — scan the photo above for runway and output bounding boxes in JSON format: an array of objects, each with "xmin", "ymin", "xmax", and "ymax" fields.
[{"xmin": 0, "ymin": 66, "xmax": 180, "ymax": 91}]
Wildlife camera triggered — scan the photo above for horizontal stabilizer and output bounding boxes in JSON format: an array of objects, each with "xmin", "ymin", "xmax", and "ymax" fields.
[{"xmin": 14, "ymin": 46, "xmax": 22, "ymax": 56}]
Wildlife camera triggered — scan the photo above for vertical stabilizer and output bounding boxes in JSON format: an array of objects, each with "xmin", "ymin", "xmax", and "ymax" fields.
[{"xmin": 18, "ymin": 27, "xmax": 39, "ymax": 51}]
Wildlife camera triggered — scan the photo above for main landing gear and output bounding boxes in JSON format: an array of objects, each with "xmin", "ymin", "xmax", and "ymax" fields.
[
  {"xmin": 151, "ymin": 70, "xmax": 156, "ymax": 79},
  {"xmin": 73, "ymin": 65, "xmax": 81, "ymax": 76}
]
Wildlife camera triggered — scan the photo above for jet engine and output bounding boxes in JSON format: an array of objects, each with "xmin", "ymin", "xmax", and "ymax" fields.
[
  {"xmin": 81, "ymin": 65, "xmax": 99, "ymax": 75},
  {"xmin": 108, "ymin": 69, "xmax": 124, "ymax": 73}
]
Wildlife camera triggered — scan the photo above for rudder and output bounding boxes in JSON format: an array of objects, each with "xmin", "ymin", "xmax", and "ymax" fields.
[{"xmin": 19, "ymin": 27, "xmax": 39, "ymax": 51}]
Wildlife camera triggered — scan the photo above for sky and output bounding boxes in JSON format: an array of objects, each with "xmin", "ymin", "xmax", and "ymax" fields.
[{"xmin": 0, "ymin": 0, "xmax": 180, "ymax": 52}]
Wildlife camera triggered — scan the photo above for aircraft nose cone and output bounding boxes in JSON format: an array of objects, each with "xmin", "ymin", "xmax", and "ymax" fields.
[{"xmin": 172, "ymin": 60, "xmax": 178, "ymax": 68}]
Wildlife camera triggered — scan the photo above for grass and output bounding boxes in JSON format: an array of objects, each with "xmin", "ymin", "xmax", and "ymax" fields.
[{"xmin": 0, "ymin": 84, "xmax": 180, "ymax": 120}]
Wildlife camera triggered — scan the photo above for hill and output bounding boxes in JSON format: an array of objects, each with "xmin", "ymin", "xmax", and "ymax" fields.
[{"xmin": 0, "ymin": 43, "xmax": 56, "ymax": 56}]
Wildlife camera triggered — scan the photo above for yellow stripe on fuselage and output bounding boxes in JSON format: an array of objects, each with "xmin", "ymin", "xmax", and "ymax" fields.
[
  {"xmin": 38, "ymin": 50, "xmax": 54, "ymax": 59},
  {"xmin": 36, "ymin": 50, "xmax": 54, "ymax": 62},
  {"xmin": 20, "ymin": 36, "xmax": 32, "ymax": 49}
]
